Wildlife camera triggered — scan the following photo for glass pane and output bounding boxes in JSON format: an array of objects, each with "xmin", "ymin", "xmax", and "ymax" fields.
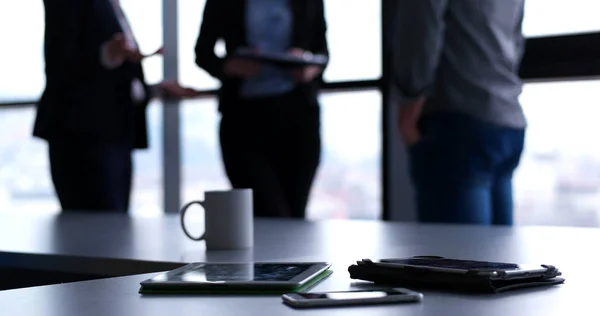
[
  {"xmin": 323, "ymin": 0, "xmax": 382, "ymax": 81},
  {"xmin": 130, "ymin": 102, "xmax": 163, "ymax": 217},
  {"xmin": 0, "ymin": 103, "xmax": 162, "ymax": 216},
  {"xmin": 178, "ymin": 0, "xmax": 220, "ymax": 90},
  {"xmin": 515, "ymin": 80, "xmax": 600, "ymax": 227},
  {"xmin": 181, "ymin": 90, "xmax": 382, "ymax": 220},
  {"xmin": 180, "ymin": 98, "xmax": 230, "ymax": 204},
  {"xmin": 0, "ymin": 1, "xmax": 45, "ymax": 102},
  {"xmin": 0, "ymin": 2, "xmax": 162, "ymax": 216},
  {"xmin": 0, "ymin": 1, "xmax": 163, "ymax": 103},
  {"xmin": 524, "ymin": 0, "xmax": 600, "ymax": 37},
  {"xmin": 309, "ymin": 90, "xmax": 382, "ymax": 219},
  {"xmin": 0, "ymin": 106, "xmax": 58, "ymax": 214},
  {"xmin": 177, "ymin": 0, "xmax": 382, "ymax": 88},
  {"xmin": 121, "ymin": 0, "xmax": 164, "ymax": 83}
]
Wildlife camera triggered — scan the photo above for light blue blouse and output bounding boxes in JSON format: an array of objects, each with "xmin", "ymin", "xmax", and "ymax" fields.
[{"xmin": 241, "ymin": 0, "xmax": 295, "ymax": 98}]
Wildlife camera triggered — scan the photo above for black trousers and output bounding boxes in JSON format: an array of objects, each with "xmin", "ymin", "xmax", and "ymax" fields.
[
  {"xmin": 219, "ymin": 91, "xmax": 321, "ymax": 218},
  {"xmin": 48, "ymin": 141, "xmax": 132, "ymax": 212}
]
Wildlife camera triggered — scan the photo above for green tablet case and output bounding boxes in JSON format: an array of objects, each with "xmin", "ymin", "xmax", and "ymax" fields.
[{"xmin": 139, "ymin": 269, "xmax": 333, "ymax": 295}]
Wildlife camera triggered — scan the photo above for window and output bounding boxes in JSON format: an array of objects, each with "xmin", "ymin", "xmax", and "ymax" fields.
[
  {"xmin": 130, "ymin": 102, "xmax": 164, "ymax": 217},
  {"xmin": 178, "ymin": 0, "xmax": 220, "ymax": 90},
  {"xmin": 322, "ymin": 0, "xmax": 382, "ymax": 82},
  {"xmin": 1, "ymin": 1, "xmax": 383, "ymax": 219},
  {"xmin": 120, "ymin": 0, "xmax": 164, "ymax": 216},
  {"xmin": 514, "ymin": 0, "xmax": 600, "ymax": 227},
  {"xmin": 523, "ymin": 0, "xmax": 600, "ymax": 37},
  {"xmin": 0, "ymin": 107, "xmax": 58, "ymax": 214},
  {"xmin": 121, "ymin": 0, "xmax": 164, "ymax": 84},
  {"xmin": 0, "ymin": 0, "xmax": 164, "ymax": 103},
  {"xmin": 309, "ymin": 90, "xmax": 382, "ymax": 219},
  {"xmin": 180, "ymin": 98, "xmax": 229, "ymax": 204},
  {"xmin": 0, "ymin": 1, "xmax": 45, "ymax": 102},
  {"xmin": 0, "ymin": 103, "xmax": 163, "ymax": 216},
  {"xmin": 514, "ymin": 81, "xmax": 600, "ymax": 227},
  {"xmin": 180, "ymin": 90, "xmax": 382, "ymax": 220},
  {"xmin": 177, "ymin": 0, "xmax": 382, "ymax": 87},
  {"xmin": 0, "ymin": 1, "xmax": 165, "ymax": 216}
]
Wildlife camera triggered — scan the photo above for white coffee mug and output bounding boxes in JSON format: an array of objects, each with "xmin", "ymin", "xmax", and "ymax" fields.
[{"xmin": 180, "ymin": 189, "xmax": 254, "ymax": 250}]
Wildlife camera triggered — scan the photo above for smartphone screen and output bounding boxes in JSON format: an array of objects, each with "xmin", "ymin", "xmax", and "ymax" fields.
[
  {"xmin": 283, "ymin": 289, "xmax": 423, "ymax": 308},
  {"xmin": 297, "ymin": 290, "xmax": 396, "ymax": 300}
]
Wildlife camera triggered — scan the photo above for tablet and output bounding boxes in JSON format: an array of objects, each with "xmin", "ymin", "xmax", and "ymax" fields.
[
  {"xmin": 139, "ymin": 262, "xmax": 331, "ymax": 291},
  {"xmin": 233, "ymin": 49, "xmax": 328, "ymax": 68}
]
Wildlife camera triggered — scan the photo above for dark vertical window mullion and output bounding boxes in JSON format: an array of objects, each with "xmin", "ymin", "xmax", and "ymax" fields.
[{"xmin": 381, "ymin": 0, "xmax": 393, "ymax": 221}]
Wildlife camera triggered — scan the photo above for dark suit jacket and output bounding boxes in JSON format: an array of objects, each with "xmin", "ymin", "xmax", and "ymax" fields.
[
  {"xmin": 194, "ymin": 0, "xmax": 329, "ymax": 113},
  {"xmin": 34, "ymin": 0, "xmax": 150, "ymax": 149}
]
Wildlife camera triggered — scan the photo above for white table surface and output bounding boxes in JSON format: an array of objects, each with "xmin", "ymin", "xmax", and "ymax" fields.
[{"xmin": 0, "ymin": 212, "xmax": 598, "ymax": 315}]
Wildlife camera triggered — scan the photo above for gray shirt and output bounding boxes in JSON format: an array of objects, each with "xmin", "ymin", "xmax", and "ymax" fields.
[{"xmin": 392, "ymin": 0, "xmax": 527, "ymax": 129}]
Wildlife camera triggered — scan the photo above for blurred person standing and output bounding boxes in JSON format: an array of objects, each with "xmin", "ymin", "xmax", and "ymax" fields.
[
  {"xmin": 393, "ymin": 0, "xmax": 527, "ymax": 225},
  {"xmin": 194, "ymin": 0, "xmax": 329, "ymax": 218},
  {"xmin": 35, "ymin": 0, "xmax": 198, "ymax": 212}
]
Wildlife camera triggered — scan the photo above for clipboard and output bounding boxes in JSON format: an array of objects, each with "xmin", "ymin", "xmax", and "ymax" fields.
[{"xmin": 233, "ymin": 49, "xmax": 328, "ymax": 68}]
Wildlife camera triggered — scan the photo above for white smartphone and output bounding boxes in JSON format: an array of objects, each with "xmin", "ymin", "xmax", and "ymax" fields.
[{"xmin": 282, "ymin": 288, "xmax": 423, "ymax": 308}]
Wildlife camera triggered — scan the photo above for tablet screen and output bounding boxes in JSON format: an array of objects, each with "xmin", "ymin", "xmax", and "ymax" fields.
[{"xmin": 154, "ymin": 263, "xmax": 314, "ymax": 282}]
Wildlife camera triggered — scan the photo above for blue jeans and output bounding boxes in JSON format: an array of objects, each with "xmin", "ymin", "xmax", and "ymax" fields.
[{"xmin": 408, "ymin": 112, "xmax": 525, "ymax": 225}]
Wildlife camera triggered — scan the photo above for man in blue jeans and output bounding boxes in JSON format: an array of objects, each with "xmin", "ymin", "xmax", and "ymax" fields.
[{"xmin": 393, "ymin": 0, "xmax": 527, "ymax": 225}]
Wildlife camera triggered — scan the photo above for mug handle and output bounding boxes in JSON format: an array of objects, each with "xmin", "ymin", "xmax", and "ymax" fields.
[{"xmin": 180, "ymin": 201, "xmax": 206, "ymax": 241}]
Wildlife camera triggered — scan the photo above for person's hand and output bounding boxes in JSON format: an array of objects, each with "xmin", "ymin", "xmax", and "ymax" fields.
[
  {"xmin": 288, "ymin": 48, "xmax": 322, "ymax": 83},
  {"xmin": 105, "ymin": 33, "xmax": 142, "ymax": 63},
  {"xmin": 223, "ymin": 58, "xmax": 261, "ymax": 78},
  {"xmin": 142, "ymin": 46, "xmax": 164, "ymax": 59},
  {"xmin": 397, "ymin": 96, "xmax": 425, "ymax": 148},
  {"xmin": 158, "ymin": 80, "xmax": 200, "ymax": 99}
]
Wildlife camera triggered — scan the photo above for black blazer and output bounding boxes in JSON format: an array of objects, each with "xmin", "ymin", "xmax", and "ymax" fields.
[
  {"xmin": 194, "ymin": 0, "xmax": 329, "ymax": 113},
  {"xmin": 34, "ymin": 0, "xmax": 150, "ymax": 149}
]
